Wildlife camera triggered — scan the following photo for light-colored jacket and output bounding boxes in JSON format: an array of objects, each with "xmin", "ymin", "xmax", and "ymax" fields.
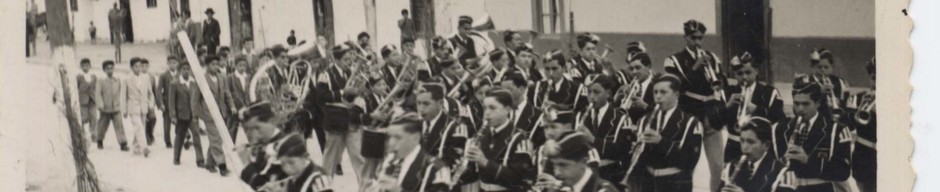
[
  {"xmin": 95, "ymin": 75, "xmax": 126, "ymax": 113},
  {"xmin": 125, "ymin": 73, "xmax": 154, "ymax": 116}
]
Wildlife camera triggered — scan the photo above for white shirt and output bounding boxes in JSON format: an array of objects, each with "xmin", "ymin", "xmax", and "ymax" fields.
[
  {"xmin": 82, "ymin": 72, "xmax": 95, "ymax": 82},
  {"xmin": 423, "ymin": 111, "xmax": 443, "ymax": 135},
  {"xmin": 377, "ymin": 146, "xmax": 422, "ymax": 185},
  {"xmin": 656, "ymin": 105, "xmax": 678, "ymax": 131},
  {"xmin": 581, "ymin": 58, "xmax": 595, "ymax": 71},
  {"xmin": 571, "ymin": 168, "xmax": 594, "ymax": 192},
  {"xmin": 592, "ymin": 103, "xmax": 610, "ymax": 127},
  {"xmin": 179, "ymin": 76, "xmax": 193, "ymax": 89},
  {"xmin": 748, "ymin": 152, "xmax": 767, "ymax": 177},
  {"xmin": 234, "ymin": 71, "xmax": 248, "ymax": 90},
  {"xmin": 638, "ymin": 74, "xmax": 652, "ymax": 97},
  {"xmin": 491, "ymin": 119, "xmax": 511, "ymax": 134}
]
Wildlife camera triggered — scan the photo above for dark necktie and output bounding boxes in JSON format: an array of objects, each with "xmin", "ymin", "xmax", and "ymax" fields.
[
  {"xmin": 794, "ymin": 120, "xmax": 810, "ymax": 146},
  {"xmin": 385, "ymin": 158, "xmax": 404, "ymax": 177}
]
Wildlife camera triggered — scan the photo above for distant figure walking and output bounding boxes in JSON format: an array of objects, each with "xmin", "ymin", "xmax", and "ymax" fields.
[
  {"xmin": 287, "ymin": 30, "xmax": 297, "ymax": 47},
  {"xmin": 398, "ymin": 9, "xmax": 416, "ymax": 40},
  {"xmin": 89, "ymin": 21, "xmax": 97, "ymax": 44},
  {"xmin": 108, "ymin": 3, "xmax": 126, "ymax": 62}
]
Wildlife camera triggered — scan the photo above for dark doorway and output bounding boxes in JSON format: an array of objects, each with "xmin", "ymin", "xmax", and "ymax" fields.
[
  {"xmin": 119, "ymin": 0, "xmax": 134, "ymax": 42},
  {"xmin": 720, "ymin": 0, "xmax": 771, "ymax": 82},
  {"xmin": 228, "ymin": 0, "xmax": 253, "ymax": 50}
]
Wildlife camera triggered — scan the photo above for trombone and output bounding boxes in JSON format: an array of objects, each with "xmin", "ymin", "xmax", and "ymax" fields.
[{"xmin": 698, "ymin": 49, "xmax": 726, "ymax": 102}]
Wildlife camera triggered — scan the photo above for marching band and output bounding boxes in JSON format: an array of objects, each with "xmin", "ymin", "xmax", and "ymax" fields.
[{"xmin": 112, "ymin": 13, "xmax": 878, "ymax": 192}]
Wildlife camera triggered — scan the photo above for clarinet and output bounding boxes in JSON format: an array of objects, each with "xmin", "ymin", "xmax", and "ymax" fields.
[
  {"xmin": 621, "ymin": 105, "xmax": 659, "ymax": 186},
  {"xmin": 450, "ymin": 121, "xmax": 487, "ymax": 189},
  {"xmin": 727, "ymin": 155, "xmax": 748, "ymax": 186}
]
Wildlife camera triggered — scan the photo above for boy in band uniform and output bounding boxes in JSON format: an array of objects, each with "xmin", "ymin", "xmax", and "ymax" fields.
[
  {"xmin": 663, "ymin": 20, "xmax": 725, "ymax": 190},
  {"xmin": 771, "ymin": 83, "xmax": 852, "ymax": 192},
  {"xmin": 719, "ymin": 117, "xmax": 786, "ymax": 192},
  {"xmin": 543, "ymin": 128, "xmax": 620, "ymax": 192},
  {"xmin": 579, "ymin": 75, "xmax": 634, "ymax": 187},
  {"xmin": 627, "ymin": 75, "xmax": 703, "ymax": 192},
  {"xmin": 716, "ymin": 52, "xmax": 786, "ymax": 163}
]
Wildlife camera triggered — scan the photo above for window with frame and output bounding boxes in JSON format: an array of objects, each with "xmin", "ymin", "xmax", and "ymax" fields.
[
  {"xmin": 533, "ymin": 0, "xmax": 562, "ymax": 34},
  {"xmin": 147, "ymin": 0, "xmax": 157, "ymax": 8}
]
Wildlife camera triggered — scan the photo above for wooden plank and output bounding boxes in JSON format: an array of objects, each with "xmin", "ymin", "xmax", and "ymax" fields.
[{"xmin": 176, "ymin": 31, "xmax": 254, "ymax": 192}]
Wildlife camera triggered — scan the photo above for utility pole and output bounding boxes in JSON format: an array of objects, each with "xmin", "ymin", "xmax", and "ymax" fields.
[{"xmin": 46, "ymin": 0, "xmax": 101, "ymax": 191}]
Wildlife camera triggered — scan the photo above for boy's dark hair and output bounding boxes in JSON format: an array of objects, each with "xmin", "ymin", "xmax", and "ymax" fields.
[
  {"xmin": 129, "ymin": 57, "xmax": 141, "ymax": 67},
  {"xmin": 653, "ymin": 75, "xmax": 683, "ymax": 93},
  {"xmin": 167, "ymin": 56, "xmax": 177, "ymax": 62},
  {"xmin": 401, "ymin": 38, "xmax": 415, "ymax": 45},
  {"xmin": 102, "ymin": 60, "xmax": 115, "ymax": 68},
  {"xmin": 501, "ymin": 73, "xmax": 528, "ymax": 89},
  {"xmin": 178, "ymin": 62, "xmax": 191, "ymax": 70},
  {"xmin": 358, "ymin": 32, "xmax": 370, "ymax": 40},
  {"xmin": 401, "ymin": 9, "xmax": 409, "ymax": 15},
  {"xmin": 80, "ymin": 58, "xmax": 91, "ymax": 65},
  {"xmin": 140, "ymin": 58, "xmax": 150, "ymax": 64}
]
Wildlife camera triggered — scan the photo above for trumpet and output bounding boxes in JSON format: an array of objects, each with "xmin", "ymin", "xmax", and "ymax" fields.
[
  {"xmin": 817, "ymin": 74, "xmax": 842, "ymax": 114},
  {"xmin": 616, "ymin": 76, "xmax": 641, "ymax": 110},
  {"xmin": 853, "ymin": 91, "xmax": 875, "ymax": 125},
  {"xmin": 698, "ymin": 49, "xmax": 726, "ymax": 102},
  {"xmin": 735, "ymin": 83, "xmax": 755, "ymax": 129}
]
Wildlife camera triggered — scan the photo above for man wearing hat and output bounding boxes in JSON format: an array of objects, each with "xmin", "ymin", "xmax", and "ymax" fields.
[
  {"xmin": 202, "ymin": 8, "xmax": 221, "ymax": 55},
  {"xmin": 770, "ymin": 83, "xmax": 851, "ymax": 192},
  {"xmin": 664, "ymin": 19, "xmax": 726, "ymax": 190},
  {"xmin": 619, "ymin": 44, "xmax": 661, "ymax": 122},
  {"xmin": 451, "ymin": 15, "xmax": 478, "ymax": 66},
  {"xmin": 532, "ymin": 110, "xmax": 600, "ymax": 190},
  {"xmin": 274, "ymin": 132, "xmax": 333, "ymax": 192},
  {"xmin": 542, "ymin": 128, "xmax": 619, "ymax": 192},
  {"xmin": 569, "ymin": 33, "xmax": 606, "ymax": 83},
  {"xmin": 719, "ymin": 117, "xmax": 786, "ymax": 192},
  {"xmin": 428, "ymin": 36, "xmax": 453, "ymax": 77},
  {"xmin": 316, "ymin": 44, "xmax": 365, "ymax": 178},
  {"xmin": 845, "ymin": 57, "xmax": 876, "ymax": 192},
  {"xmin": 529, "ymin": 50, "xmax": 585, "ymax": 112},
  {"xmin": 579, "ymin": 75, "xmax": 634, "ymax": 186},
  {"xmin": 626, "ymin": 75, "xmax": 703, "ymax": 192},
  {"xmin": 236, "ymin": 101, "xmax": 296, "ymax": 190},
  {"xmin": 715, "ymin": 52, "xmax": 786, "ymax": 164}
]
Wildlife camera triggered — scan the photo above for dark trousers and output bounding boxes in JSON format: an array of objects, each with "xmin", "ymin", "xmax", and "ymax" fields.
[
  {"xmin": 173, "ymin": 119, "xmax": 204, "ymax": 162},
  {"xmin": 205, "ymin": 42, "xmax": 218, "ymax": 55},
  {"xmin": 634, "ymin": 173, "xmax": 693, "ymax": 192},
  {"xmin": 97, "ymin": 111, "xmax": 127, "ymax": 145},
  {"xmin": 226, "ymin": 117, "xmax": 239, "ymax": 143},
  {"xmin": 163, "ymin": 111, "xmax": 173, "ymax": 146},
  {"xmin": 145, "ymin": 111, "xmax": 156, "ymax": 144}
]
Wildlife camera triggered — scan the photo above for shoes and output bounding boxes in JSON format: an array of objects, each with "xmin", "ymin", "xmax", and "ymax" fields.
[
  {"xmin": 143, "ymin": 148, "xmax": 150, "ymax": 158},
  {"xmin": 147, "ymin": 139, "xmax": 154, "ymax": 146},
  {"xmin": 166, "ymin": 142, "xmax": 172, "ymax": 149},
  {"xmin": 218, "ymin": 164, "xmax": 230, "ymax": 177},
  {"xmin": 184, "ymin": 141, "xmax": 192, "ymax": 150},
  {"xmin": 335, "ymin": 165, "xmax": 343, "ymax": 176},
  {"xmin": 173, "ymin": 160, "xmax": 181, "ymax": 165},
  {"xmin": 120, "ymin": 143, "xmax": 129, "ymax": 151},
  {"xmin": 97, "ymin": 141, "xmax": 103, "ymax": 149},
  {"xmin": 206, "ymin": 165, "xmax": 217, "ymax": 173},
  {"xmin": 196, "ymin": 160, "xmax": 205, "ymax": 168}
]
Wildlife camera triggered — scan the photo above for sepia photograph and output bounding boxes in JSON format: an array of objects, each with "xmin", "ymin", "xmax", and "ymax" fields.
[{"xmin": 6, "ymin": 0, "xmax": 911, "ymax": 191}]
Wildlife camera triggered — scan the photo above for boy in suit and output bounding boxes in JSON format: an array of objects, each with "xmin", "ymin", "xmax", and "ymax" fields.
[
  {"xmin": 366, "ymin": 115, "xmax": 451, "ymax": 192},
  {"xmin": 95, "ymin": 60, "xmax": 129, "ymax": 151},
  {"xmin": 228, "ymin": 57, "xmax": 251, "ymax": 142},
  {"xmin": 142, "ymin": 59, "xmax": 160, "ymax": 146},
  {"xmin": 168, "ymin": 63, "xmax": 205, "ymax": 166},
  {"xmin": 78, "ymin": 58, "xmax": 98, "ymax": 142},
  {"xmin": 126, "ymin": 58, "xmax": 156, "ymax": 157},
  {"xmin": 194, "ymin": 55, "xmax": 235, "ymax": 176},
  {"xmin": 158, "ymin": 56, "xmax": 180, "ymax": 148}
]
